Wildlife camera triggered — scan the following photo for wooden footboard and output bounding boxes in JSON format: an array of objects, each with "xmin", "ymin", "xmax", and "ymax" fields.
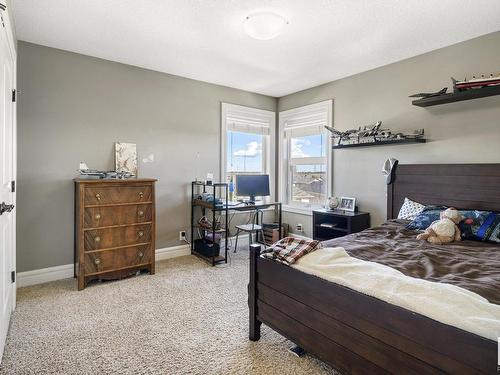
[{"xmin": 248, "ymin": 244, "xmax": 498, "ymax": 375}]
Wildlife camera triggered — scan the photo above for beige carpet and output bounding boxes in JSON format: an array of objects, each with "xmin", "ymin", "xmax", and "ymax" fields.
[{"xmin": 0, "ymin": 250, "xmax": 339, "ymax": 374}]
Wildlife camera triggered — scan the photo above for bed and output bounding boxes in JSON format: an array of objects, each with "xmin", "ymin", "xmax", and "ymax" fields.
[{"xmin": 248, "ymin": 163, "xmax": 499, "ymax": 374}]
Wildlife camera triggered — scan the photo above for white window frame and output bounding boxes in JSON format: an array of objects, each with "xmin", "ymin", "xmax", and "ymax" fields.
[
  {"xmin": 221, "ymin": 103, "xmax": 276, "ymax": 199},
  {"xmin": 278, "ymin": 100, "xmax": 333, "ymax": 215}
]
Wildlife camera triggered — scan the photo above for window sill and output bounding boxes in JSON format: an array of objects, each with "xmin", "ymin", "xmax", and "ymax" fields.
[{"xmin": 282, "ymin": 205, "xmax": 315, "ymax": 216}]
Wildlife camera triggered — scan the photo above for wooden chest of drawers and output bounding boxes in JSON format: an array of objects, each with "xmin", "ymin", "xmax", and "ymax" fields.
[{"xmin": 74, "ymin": 178, "xmax": 157, "ymax": 290}]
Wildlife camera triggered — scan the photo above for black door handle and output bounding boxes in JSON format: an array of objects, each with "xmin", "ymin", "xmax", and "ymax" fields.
[{"xmin": 0, "ymin": 202, "xmax": 14, "ymax": 215}]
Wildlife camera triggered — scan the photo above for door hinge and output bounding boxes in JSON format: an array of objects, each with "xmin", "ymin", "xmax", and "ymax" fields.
[
  {"xmin": 11, "ymin": 89, "xmax": 16, "ymax": 102},
  {"xmin": 10, "ymin": 180, "xmax": 15, "ymax": 192},
  {"xmin": 11, "ymin": 271, "xmax": 15, "ymax": 283}
]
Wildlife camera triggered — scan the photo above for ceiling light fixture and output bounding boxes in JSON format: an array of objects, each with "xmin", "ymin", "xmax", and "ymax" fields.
[{"xmin": 243, "ymin": 12, "xmax": 288, "ymax": 40}]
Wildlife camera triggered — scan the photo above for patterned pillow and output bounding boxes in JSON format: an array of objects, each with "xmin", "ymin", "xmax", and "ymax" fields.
[
  {"xmin": 406, "ymin": 205, "xmax": 447, "ymax": 230},
  {"xmin": 397, "ymin": 198, "xmax": 425, "ymax": 220},
  {"xmin": 458, "ymin": 210, "xmax": 500, "ymax": 243}
]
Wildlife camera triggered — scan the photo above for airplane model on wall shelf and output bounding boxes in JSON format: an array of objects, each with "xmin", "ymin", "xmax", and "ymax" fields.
[
  {"xmin": 409, "ymin": 73, "xmax": 500, "ymax": 99},
  {"xmin": 325, "ymin": 122, "xmax": 425, "ymax": 146}
]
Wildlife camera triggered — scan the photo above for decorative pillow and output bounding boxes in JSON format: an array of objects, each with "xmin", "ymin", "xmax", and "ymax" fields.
[
  {"xmin": 406, "ymin": 205, "xmax": 447, "ymax": 230},
  {"xmin": 397, "ymin": 198, "xmax": 425, "ymax": 220},
  {"xmin": 458, "ymin": 210, "xmax": 500, "ymax": 243}
]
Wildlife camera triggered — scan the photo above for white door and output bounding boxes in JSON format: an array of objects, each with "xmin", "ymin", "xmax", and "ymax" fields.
[{"xmin": 0, "ymin": 10, "xmax": 15, "ymax": 362}]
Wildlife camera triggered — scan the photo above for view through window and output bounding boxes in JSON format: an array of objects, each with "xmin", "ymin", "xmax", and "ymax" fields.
[
  {"xmin": 227, "ymin": 131, "xmax": 264, "ymax": 175},
  {"xmin": 289, "ymin": 133, "xmax": 327, "ymax": 205},
  {"xmin": 280, "ymin": 100, "xmax": 332, "ymax": 211},
  {"xmin": 222, "ymin": 103, "xmax": 274, "ymax": 201}
]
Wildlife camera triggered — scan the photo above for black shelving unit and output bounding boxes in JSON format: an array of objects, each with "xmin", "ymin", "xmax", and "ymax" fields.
[
  {"xmin": 191, "ymin": 182, "xmax": 229, "ymax": 266},
  {"xmin": 313, "ymin": 209, "xmax": 370, "ymax": 241},
  {"xmin": 412, "ymin": 85, "xmax": 500, "ymax": 107},
  {"xmin": 333, "ymin": 138, "xmax": 426, "ymax": 149}
]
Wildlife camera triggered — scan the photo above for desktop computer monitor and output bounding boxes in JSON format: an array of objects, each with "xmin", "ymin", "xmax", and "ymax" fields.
[{"xmin": 235, "ymin": 174, "xmax": 270, "ymax": 204}]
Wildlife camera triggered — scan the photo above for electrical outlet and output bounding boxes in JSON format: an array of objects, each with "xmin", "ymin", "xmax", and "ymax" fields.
[
  {"xmin": 179, "ymin": 231, "xmax": 187, "ymax": 241},
  {"xmin": 296, "ymin": 224, "xmax": 303, "ymax": 232}
]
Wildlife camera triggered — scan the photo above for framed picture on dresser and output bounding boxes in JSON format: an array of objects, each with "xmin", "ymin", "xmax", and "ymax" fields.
[{"xmin": 339, "ymin": 196, "xmax": 356, "ymax": 212}]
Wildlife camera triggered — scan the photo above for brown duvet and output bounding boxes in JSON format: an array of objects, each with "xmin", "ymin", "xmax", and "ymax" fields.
[{"xmin": 322, "ymin": 220, "xmax": 500, "ymax": 305}]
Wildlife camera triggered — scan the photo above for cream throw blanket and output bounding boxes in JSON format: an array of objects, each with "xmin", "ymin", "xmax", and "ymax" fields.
[{"xmin": 292, "ymin": 247, "xmax": 500, "ymax": 340}]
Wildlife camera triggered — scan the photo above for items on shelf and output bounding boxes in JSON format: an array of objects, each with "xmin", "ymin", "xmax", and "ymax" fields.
[
  {"xmin": 452, "ymin": 74, "xmax": 500, "ymax": 92},
  {"xmin": 325, "ymin": 121, "xmax": 425, "ymax": 147},
  {"xmin": 197, "ymin": 192, "xmax": 224, "ymax": 207},
  {"xmin": 77, "ymin": 162, "xmax": 135, "ymax": 179},
  {"xmin": 198, "ymin": 216, "xmax": 222, "ymax": 231},
  {"xmin": 410, "ymin": 73, "xmax": 500, "ymax": 107}
]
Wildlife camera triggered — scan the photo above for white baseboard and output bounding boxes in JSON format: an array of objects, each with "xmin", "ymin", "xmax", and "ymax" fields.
[
  {"xmin": 17, "ymin": 244, "xmax": 192, "ymax": 288},
  {"xmin": 17, "ymin": 264, "xmax": 75, "ymax": 288},
  {"xmin": 155, "ymin": 244, "xmax": 191, "ymax": 261}
]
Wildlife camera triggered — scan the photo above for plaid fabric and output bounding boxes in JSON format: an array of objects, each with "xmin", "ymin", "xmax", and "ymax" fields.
[{"xmin": 261, "ymin": 237, "xmax": 323, "ymax": 265}]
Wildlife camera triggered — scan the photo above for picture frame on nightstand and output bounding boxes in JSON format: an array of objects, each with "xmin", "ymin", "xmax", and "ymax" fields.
[{"xmin": 339, "ymin": 196, "xmax": 356, "ymax": 212}]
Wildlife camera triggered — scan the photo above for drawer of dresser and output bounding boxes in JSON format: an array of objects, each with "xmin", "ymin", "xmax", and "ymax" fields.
[
  {"xmin": 84, "ymin": 245, "xmax": 152, "ymax": 275},
  {"xmin": 84, "ymin": 224, "xmax": 152, "ymax": 251},
  {"xmin": 84, "ymin": 204, "xmax": 152, "ymax": 228},
  {"xmin": 84, "ymin": 185, "xmax": 152, "ymax": 205}
]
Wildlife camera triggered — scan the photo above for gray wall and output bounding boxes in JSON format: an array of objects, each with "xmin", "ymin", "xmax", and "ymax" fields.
[
  {"xmin": 17, "ymin": 31, "xmax": 500, "ymax": 271},
  {"xmin": 17, "ymin": 41, "xmax": 277, "ymax": 272},
  {"xmin": 279, "ymin": 31, "xmax": 500, "ymax": 237}
]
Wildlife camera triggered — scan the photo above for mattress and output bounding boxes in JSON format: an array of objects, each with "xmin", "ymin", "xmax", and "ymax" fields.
[
  {"xmin": 292, "ymin": 246, "xmax": 500, "ymax": 340},
  {"xmin": 321, "ymin": 219, "xmax": 500, "ymax": 305}
]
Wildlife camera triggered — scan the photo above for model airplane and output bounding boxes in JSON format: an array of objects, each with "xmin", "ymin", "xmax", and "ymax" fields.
[
  {"xmin": 409, "ymin": 87, "xmax": 447, "ymax": 99},
  {"xmin": 324, "ymin": 126, "xmax": 358, "ymax": 144},
  {"xmin": 391, "ymin": 129, "xmax": 425, "ymax": 140},
  {"xmin": 326, "ymin": 121, "xmax": 389, "ymax": 144},
  {"xmin": 325, "ymin": 123, "xmax": 424, "ymax": 145}
]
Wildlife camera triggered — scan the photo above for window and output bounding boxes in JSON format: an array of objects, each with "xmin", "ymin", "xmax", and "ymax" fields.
[
  {"xmin": 221, "ymin": 103, "xmax": 275, "ymax": 198},
  {"xmin": 279, "ymin": 100, "xmax": 332, "ymax": 213}
]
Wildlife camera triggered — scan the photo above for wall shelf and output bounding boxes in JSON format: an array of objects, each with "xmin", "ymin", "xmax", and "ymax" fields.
[
  {"xmin": 333, "ymin": 138, "xmax": 426, "ymax": 149},
  {"xmin": 412, "ymin": 85, "xmax": 500, "ymax": 107}
]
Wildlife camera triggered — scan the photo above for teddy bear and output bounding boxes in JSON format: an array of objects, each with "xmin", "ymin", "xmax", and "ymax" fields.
[{"xmin": 416, "ymin": 207, "xmax": 463, "ymax": 245}]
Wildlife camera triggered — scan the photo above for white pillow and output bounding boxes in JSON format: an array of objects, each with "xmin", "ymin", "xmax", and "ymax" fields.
[{"xmin": 397, "ymin": 198, "xmax": 425, "ymax": 220}]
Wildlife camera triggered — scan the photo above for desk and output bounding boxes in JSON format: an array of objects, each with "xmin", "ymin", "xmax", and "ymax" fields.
[{"xmin": 191, "ymin": 181, "xmax": 283, "ymax": 266}]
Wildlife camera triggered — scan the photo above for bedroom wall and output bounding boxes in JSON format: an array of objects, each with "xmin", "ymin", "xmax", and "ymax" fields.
[
  {"xmin": 278, "ymin": 31, "xmax": 500, "ymax": 238},
  {"xmin": 17, "ymin": 41, "xmax": 277, "ymax": 272}
]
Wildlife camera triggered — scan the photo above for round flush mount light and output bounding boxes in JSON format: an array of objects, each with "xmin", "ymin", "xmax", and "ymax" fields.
[{"xmin": 243, "ymin": 12, "xmax": 288, "ymax": 40}]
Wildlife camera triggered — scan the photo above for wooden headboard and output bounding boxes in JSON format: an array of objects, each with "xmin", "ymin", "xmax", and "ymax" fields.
[{"xmin": 387, "ymin": 163, "xmax": 500, "ymax": 220}]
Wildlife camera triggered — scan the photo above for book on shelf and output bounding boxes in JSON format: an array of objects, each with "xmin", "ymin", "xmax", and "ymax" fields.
[{"xmin": 320, "ymin": 223, "xmax": 337, "ymax": 228}]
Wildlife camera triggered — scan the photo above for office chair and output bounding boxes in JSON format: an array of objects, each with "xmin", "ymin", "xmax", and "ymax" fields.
[{"xmin": 233, "ymin": 209, "xmax": 266, "ymax": 252}]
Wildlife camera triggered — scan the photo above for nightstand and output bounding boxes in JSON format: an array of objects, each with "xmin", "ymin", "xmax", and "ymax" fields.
[{"xmin": 313, "ymin": 209, "xmax": 370, "ymax": 241}]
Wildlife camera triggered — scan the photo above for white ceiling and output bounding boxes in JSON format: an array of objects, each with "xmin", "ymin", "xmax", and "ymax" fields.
[{"xmin": 12, "ymin": 0, "xmax": 500, "ymax": 97}]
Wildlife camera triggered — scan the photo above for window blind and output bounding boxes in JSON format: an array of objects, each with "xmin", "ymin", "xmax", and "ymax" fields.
[
  {"xmin": 226, "ymin": 107, "xmax": 271, "ymax": 135},
  {"xmin": 283, "ymin": 105, "xmax": 327, "ymax": 137}
]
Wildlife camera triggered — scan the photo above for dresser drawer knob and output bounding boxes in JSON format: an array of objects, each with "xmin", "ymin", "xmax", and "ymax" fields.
[
  {"xmin": 94, "ymin": 258, "xmax": 101, "ymax": 265},
  {"xmin": 95, "ymin": 213, "xmax": 101, "ymax": 220},
  {"xmin": 138, "ymin": 231, "xmax": 144, "ymax": 238},
  {"xmin": 138, "ymin": 251, "xmax": 144, "ymax": 258},
  {"xmin": 95, "ymin": 193, "xmax": 101, "ymax": 201},
  {"xmin": 138, "ymin": 210, "xmax": 144, "ymax": 217},
  {"xmin": 94, "ymin": 236, "xmax": 101, "ymax": 243},
  {"xmin": 138, "ymin": 191, "xmax": 144, "ymax": 199}
]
